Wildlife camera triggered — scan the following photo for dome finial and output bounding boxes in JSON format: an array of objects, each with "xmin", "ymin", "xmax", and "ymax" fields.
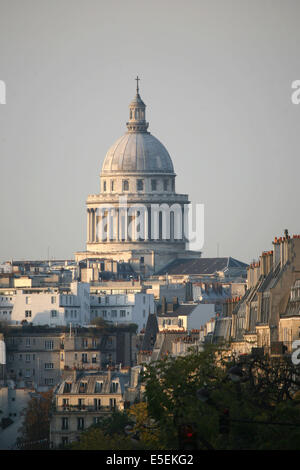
[{"xmin": 135, "ymin": 75, "xmax": 140, "ymax": 94}]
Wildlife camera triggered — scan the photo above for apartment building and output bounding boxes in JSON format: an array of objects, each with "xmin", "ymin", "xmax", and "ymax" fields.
[
  {"xmin": 0, "ymin": 282, "xmax": 90, "ymax": 327},
  {"xmin": 50, "ymin": 367, "xmax": 141, "ymax": 448},
  {"xmin": 5, "ymin": 326, "xmax": 136, "ymax": 389}
]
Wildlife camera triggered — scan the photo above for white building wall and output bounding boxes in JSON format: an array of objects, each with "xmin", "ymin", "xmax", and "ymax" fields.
[
  {"xmin": 6, "ymin": 282, "xmax": 90, "ymax": 327},
  {"xmin": 179, "ymin": 304, "xmax": 216, "ymax": 331},
  {"xmin": 90, "ymin": 292, "xmax": 155, "ymax": 332}
]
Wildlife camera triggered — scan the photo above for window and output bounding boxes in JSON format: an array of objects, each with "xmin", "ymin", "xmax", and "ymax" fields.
[
  {"xmin": 25, "ymin": 310, "xmax": 32, "ymax": 318},
  {"xmin": 51, "ymin": 296, "xmax": 56, "ymax": 304},
  {"xmin": 82, "ymin": 339, "xmax": 88, "ymax": 348},
  {"xmin": 45, "ymin": 341, "xmax": 54, "ymax": 350},
  {"xmin": 61, "ymin": 417, "xmax": 69, "ymax": 430},
  {"xmin": 94, "ymin": 399, "xmax": 101, "ymax": 411},
  {"xmin": 103, "ymin": 180, "xmax": 107, "ymax": 192},
  {"xmin": 45, "ymin": 378, "xmax": 54, "ymax": 385},
  {"xmin": 111, "ymin": 180, "xmax": 115, "ymax": 191},
  {"xmin": 25, "ymin": 369, "xmax": 31, "ymax": 378},
  {"xmin": 111, "ymin": 310, "xmax": 117, "ymax": 318},
  {"xmin": 163, "ymin": 179, "xmax": 168, "ymax": 191},
  {"xmin": 61, "ymin": 436, "xmax": 69, "ymax": 446},
  {"xmin": 78, "ymin": 398, "xmax": 85, "ymax": 409},
  {"xmin": 77, "ymin": 417, "xmax": 84, "ymax": 430},
  {"xmin": 95, "ymin": 382, "xmax": 103, "ymax": 393},
  {"xmin": 111, "ymin": 382, "xmax": 119, "ymax": 393},
  {"xmin": 25, "ymin": 297, "xmax": 31, "ymax": 305},
  {"xmin": 120, "ymin": 310, "xmax": 126, "ymax": 318},
  {"xmin": 25, "ymin": 338, "xmax": 31, "ymax": 347},
  {"xmin": 93, "ymin": 416, "xmax": 101, "ymax": 424},
  {"xmin": 44, "ymin": 363, "xmax": 54, "ymax": 369},
  {"xmin": 82, "ymin": 354, "xmax": 88, "ymax": 364},
  {"xmin": 151, "ymin": 179, "xmax": 157, "ymax": 191},
  {"xmin": 25, "ymin": 354, "xmax": 30, "ymax": 362},
  {"xmin": 92, "ymin": 354, "xmax": 97, "ymax": 364},
  {"xmin": 137, "ymin": 179, "xmax": 144, "ymax": 191},
  {"xmin": 63, "ymin": 382, "xmax": 72, "ymax": 393},
  {"xmin": 110, "ymin": 398, "xmax": 116, "ymax": 409},
  {"xmin": 123, "ymin": 180, "xmax": 129, "ymax": 191},
  {"xmin": 102, "ymin": 310, "xmax": 107, "ymax": 318},
  {"xmin": 51, "ymin": 310, "xmax": 57, "ymax": 317}
]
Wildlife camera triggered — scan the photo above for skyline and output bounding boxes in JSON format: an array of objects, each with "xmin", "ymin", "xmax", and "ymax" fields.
[{"xmin": 1, "ymin": 0, "xmax": 300, "ymax": 264}]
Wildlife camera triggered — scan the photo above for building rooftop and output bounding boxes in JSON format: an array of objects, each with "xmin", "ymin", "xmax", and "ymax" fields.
[{"xmin": 156, "ymin": 257, "xmax": 248, "ymax": 276}]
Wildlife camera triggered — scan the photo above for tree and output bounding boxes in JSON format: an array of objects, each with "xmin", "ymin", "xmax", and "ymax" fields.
[
  {"xmin": 127, "ymin": 402, "xmax": 162, "ymax": 449},
  {"xmin": 141, "ymin": 346, "xmax": 300, "ymax": 450},
  {"xmin": 90, "ymin": 317, "xmax": 111, "ymax": 329},
  {"xmin": 70, "ymin": 411, "xmax": 139, "ymax": 450},
  {"xmin": 17, "ymin": 391, "xmax": 52, "ymax": 449}
]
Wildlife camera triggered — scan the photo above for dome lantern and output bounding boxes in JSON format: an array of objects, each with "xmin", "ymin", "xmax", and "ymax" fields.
[{"xmin": 126, "ymin": 76, "xmax": 149, "ymax": 133}]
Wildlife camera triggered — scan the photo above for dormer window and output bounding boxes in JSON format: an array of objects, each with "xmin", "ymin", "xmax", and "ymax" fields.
[
  {"xmin": 95, "ymin": 381, "xmax": 103, "ymax": 393},
  {"xmin": 110, "ymin": 382, "xmax": 119, "ymax": 393},
  {"xmin": 123, "ymin": 180, "xmax": 129, "ymax": 191}
]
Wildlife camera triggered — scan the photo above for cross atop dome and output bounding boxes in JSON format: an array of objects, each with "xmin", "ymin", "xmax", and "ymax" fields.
[{"xmin": 135, "ymin": 75, "xmax": 140, "ymax": 94}]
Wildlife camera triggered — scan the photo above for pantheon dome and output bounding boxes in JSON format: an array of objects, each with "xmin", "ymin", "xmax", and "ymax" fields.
[
  {"xmin": 101, "ymin": 132, "xmax": 174, "ymax": 174},
  {"xmin": 75, "ymin": 78, "xmax": 200, "ymax": 275}
]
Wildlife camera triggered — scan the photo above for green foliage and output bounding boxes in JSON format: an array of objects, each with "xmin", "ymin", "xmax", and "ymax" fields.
[
  {"xmin": 70, "ymin": 427, "xmax": 134, "ymax": 450},
  {"xmin": 141, "ymin": 346, "xmax": 300, "ymax": 450},
  {"xmin": 70, "ymin": 411, "xmax": 141, "ymax": 450},
  {"xmin": 90, "ymin": 317, "xmax": 111, "ymax": 329}
]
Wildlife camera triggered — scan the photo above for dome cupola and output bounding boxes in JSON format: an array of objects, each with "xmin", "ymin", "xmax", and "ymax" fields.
[{"xmin": 101, "ymin": 77, "xmax": 174, "ymax": 176}]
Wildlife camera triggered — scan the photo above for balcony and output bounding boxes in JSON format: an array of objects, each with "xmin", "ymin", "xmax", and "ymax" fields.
[{"xmin": 54, "ymin": 405, "xmax": 115, "ymax": 413}]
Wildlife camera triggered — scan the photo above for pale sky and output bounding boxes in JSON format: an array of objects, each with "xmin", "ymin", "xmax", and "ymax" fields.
[{"xmin": 1, "ymin": 0, "xmax": 300, "ymax": 264}]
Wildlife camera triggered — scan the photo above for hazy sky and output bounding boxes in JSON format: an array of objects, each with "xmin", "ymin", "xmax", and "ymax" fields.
[{"xmin": 1, "ymin": 0, "xmax": 300, "ymax": 264}]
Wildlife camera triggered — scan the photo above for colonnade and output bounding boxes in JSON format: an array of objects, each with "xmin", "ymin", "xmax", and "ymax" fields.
[{"xmin": 87, "ymin": 205, "xmax": 186, "ymax": 243}]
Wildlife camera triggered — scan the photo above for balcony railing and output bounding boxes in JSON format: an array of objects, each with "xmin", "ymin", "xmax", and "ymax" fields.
[{"xmin": 54, "ymin": 405, "xmax": 116, "ymax": 413}]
